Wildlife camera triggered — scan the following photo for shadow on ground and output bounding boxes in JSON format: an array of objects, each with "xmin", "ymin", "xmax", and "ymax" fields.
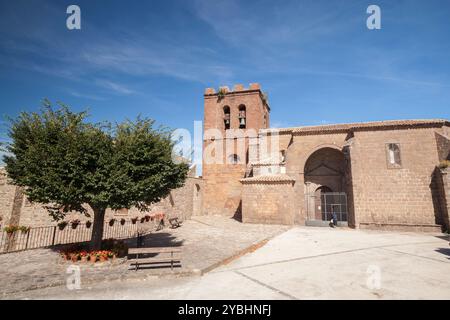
[{"xmin": 435, "ymin": 247, "xmax": 450, "ymax": 260}]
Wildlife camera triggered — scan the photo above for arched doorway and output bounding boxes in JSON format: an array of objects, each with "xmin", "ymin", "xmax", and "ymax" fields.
[
  {"xmin": 314, "ymin": 186, "xmax": 332, "ymax": 220},
  {"xmin": 304, "ymin": 147, "xmax": 349, "ymax": 223}
]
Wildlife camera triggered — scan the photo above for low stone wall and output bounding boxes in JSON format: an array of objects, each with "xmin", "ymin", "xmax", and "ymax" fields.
[
  {"xmin": 358, "ymin": 222, "xmax": 442, "ymax": 233},
  {"xmin": 241, "ymin": 176, "xmax": 296, "ymax": 225},
  {"xmin": 0, "ymin": 167, "xmax": 203, "ymax": 229}
]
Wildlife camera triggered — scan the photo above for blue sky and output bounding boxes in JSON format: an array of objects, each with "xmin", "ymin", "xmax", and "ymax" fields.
[{"xmin": 1, "ymin": 0, "xmax": 449, "ymax": 163}]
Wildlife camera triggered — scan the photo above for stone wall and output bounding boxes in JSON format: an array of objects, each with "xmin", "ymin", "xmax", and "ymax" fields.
[
  {"xmin": 202, "ymin": 138, "xmax": 248, "ymax": 217},
  {"xmin": 0, "ymin": 167, "xmax": 202, "ymax": 228},
  {"xmin": 350, "ymin": 128, "xmax": 442, "ymax": 231},
  {"xmin": 241, "ymin": 177, "xmax": 295, "ymax": 225},
  {"xmin": 0, "ymin": 168, "xmax": 16, "ymax": 228}
]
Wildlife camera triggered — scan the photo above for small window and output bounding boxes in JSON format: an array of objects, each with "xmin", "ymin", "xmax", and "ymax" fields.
[
  {"xmin": 228, "ymin": 154, "xmax": 240, "ymax": 165},
  {"xmin": 280, "ymin": 150, "xmax": 286, "ymax": 163},
  {"xmin": 238, "ymin": 105, "xmax": 246, "ymax": 129},
  {"xmin": 386, "ymin": 143, "xmax": 401, "ymax": 168},
  {"xmin": 223, "ymin": 106, "xmax": 230, "ymax": 130}
]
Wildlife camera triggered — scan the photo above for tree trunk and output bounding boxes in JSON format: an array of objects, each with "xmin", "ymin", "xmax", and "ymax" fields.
[{"xmin": 90, "ymin": 207, "xmax": 106, "ymax": 251}]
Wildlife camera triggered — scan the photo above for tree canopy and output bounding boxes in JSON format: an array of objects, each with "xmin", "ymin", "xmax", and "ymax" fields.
[{"xmin": 3, "ymin": 101, "xmax": 189, "ymax": 249}]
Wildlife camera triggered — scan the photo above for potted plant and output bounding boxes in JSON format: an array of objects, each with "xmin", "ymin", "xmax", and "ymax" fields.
[
  {"xmin": 145, "ymin": 215, "xmax": 150, "ymax": 222},
  {"xmin": 89, "ymin": 252, "xmax": 97, "ymax": 263},
  {"xmin": 140, "ymin": 217, "xmax": 145, "ymax": 223},
  {"xmin": 120, "ymin": 218, "xmax": 126, "ymax": 225},
  {"xmin": 70, "ymin": 252, "xmax": 79, "ymax": 263},
  {"xmin": 79, "ymin": 251, "xmax": 88, "ymax": 263},
  {"xmin": 85, "ymin": 220, "xmax": 92, "ymax": 228},
  {"xmin": 98, "ymin": 251, "xmax": 108, "ymax": 262},
  {"xmin": 57, "ymin": 221, "xmax": 68, "ymax": 230},
  {"xmin": 19, "ymin": 226, "xmax": 30, "ymax": 234},
  {"xmin": 109, "ymin": 218, "xmax": 115, "ymax": 226},
  {"xmin": 131, "ymin": 217, "xmax": 138, "ymax": 224},
  {"xmin": 107, "ymin": 251, "xmax": 115, "ymax": 262},
  {"xmin": 4, "ymin": 225, "xmax": 19, "ymax": 235},
  {"xmin": 60, "ymin": 250, "xmax": 69, "ymax": 261},
  {"xmin": 71, "ymin": 219, "xmax": 80, "ymax": 229}
]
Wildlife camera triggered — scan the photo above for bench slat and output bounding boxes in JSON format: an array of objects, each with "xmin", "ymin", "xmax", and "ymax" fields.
[
  {"xmin": 128, "ymin": 247, "xmax": 182, "ymax": 254},
  {"xmin": 129, "ymin": 257, "xmax": 181, "ymax": 264}
]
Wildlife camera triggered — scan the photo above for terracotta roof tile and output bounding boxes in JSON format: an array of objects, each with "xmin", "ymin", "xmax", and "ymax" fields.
[
  {"xmin": 260, "ymin": 119, "xmax": 449, "ymax": 135},
  {"xmin": 240, "ymin": 174, "xmax": 295, "ymax": 183},
  {"xmin": 250, "ymin": 160, "xmax": 283, "ymax": 166}
]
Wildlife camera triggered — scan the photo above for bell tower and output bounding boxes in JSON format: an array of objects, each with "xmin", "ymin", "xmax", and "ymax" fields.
[{"xmin": 202, "ymin": 83, "xmax": 270, "ymax": 217}]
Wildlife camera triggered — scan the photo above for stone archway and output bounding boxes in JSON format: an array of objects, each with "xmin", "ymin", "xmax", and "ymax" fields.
[
  {"xmin": 304, "ymin": 147, "xmax": 349, "ymax": 222},
  {"xmin": 314, "ymin": 186, "xmax": 332, "ymax": 220}
]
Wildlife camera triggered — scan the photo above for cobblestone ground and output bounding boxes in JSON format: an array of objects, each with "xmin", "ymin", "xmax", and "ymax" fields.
[{"xmin": 0, "ymin": 216, "xmax": 289, "ymax": 297}]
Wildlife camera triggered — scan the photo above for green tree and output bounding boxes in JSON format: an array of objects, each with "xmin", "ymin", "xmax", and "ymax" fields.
[{"xmin": 3, "ymin": 101, "xmax": 189, "ymax": 250}]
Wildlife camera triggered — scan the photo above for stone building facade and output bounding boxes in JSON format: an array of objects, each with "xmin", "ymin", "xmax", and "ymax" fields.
[
  {"xmin": 202, "ymin": 83, "xmax": 450, "ymax": 232},
  {"xmin": 1, "ymin": 83, "xmax": 449, "ymax": 233}
]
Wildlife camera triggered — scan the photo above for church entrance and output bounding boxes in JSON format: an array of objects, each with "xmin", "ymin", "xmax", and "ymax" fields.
[
  {"xmin": 304, "ymin": 147, "xmax": 351, "ymax": 225},
  {"xmin": 319, "ymin": 192, "xmax": 348, "ymax": 222}
]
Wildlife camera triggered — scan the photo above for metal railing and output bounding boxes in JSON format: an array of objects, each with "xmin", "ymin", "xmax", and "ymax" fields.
[{"xmin": 0, "ymin": 218, "xmax": 163, "ymax": 254}]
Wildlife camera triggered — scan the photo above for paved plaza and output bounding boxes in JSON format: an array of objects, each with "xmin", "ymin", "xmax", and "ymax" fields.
[
  {"xmin": 0, "ymin": 216, "xmax": 288, "ymax": 296},
  {"xmin": 3, "ymin": 225, "xmax": 449, "ymax": 300}
]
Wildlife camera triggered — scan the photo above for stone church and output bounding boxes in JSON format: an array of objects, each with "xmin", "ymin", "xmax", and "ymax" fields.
[
  {"xmin": 202, "ymin": 83, "xmax": 450, "ymax": 232},
  {"xmin": 1, "ymin": 83, "xmax": 449, "ymax": 233}
]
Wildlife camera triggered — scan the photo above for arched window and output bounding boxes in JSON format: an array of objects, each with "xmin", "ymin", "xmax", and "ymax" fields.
[
  {"xmin": 223, "ymin": 106, "xmax": 230, "ymax": 130},
  {"xmin": 238, "ymin": 105, "xmax": 246, "ymax": 129},
  {"xmin": 386, "ymin": 143, "xmax": 401, "ymax": 168},
  {"xmin": 228, "ymin": 154, "xmax": 240, "ymax": 165}
]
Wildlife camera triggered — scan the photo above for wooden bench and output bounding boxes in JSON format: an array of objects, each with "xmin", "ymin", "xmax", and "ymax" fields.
[
  {"xmin": 128, "ymin": 247, "xmax": 182, "ymax": 271},
  {"xmin": 168, "ymin": 217, "xmax": 181, "ymax": 228}
]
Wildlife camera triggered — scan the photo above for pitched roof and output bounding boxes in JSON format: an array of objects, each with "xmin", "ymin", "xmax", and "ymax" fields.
[
  {"xmin": 240, "ymin": 174, "xmax": 295, "ymax": 183},
  {"xmin": 260, "ymin": 119, "xmax": 449, "ymax": 135}
]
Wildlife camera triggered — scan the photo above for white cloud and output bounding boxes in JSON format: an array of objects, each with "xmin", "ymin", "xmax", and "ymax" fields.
[{"xmin": 95, "ymin": 80, "xmax": 135, "ymax": 95}]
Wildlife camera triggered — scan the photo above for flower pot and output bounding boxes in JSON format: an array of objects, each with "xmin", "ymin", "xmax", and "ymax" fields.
[
  {"xmin": 90, "ymin": 255, "xmax": 97, "ymax": 263},
  {"xmin": 71, "ymin": 255, "xmax": 78, "ymax": 263},
  {"xmin": 99, "ymin": 256, "xmax": 107, "ymax": 263},
  {"xmin": 81, "ymin": 256, "xmax": 88, "ymax": 263},
  {"xmin": 86, "ymin": 221, "xmax": 92, "ymax": 228},
  {"xmin": 71, "ymin": 224, "xmax": 78, "ymax": 229}
]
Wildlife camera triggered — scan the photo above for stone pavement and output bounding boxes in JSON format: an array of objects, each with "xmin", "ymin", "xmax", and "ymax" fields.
[
  {"xmin": 5, "ymin": 227, "xmax": 450, "ymax": 300},
  {"xmin": 0, "ymin": 216, "xmax": 288, "ymax": 297}
]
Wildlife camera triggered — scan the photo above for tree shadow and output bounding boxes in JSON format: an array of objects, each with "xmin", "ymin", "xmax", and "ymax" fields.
[
  {"xmin": 435, "ymin": 248, "xmax": 450, "ymax": 260},
  {"xmin": 132, "ymin": 232, "xmax": 184, "ymax": 248},
  {"xmin": 434, "ymin": 234, "xmax": 449, "ymax": 241}
]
